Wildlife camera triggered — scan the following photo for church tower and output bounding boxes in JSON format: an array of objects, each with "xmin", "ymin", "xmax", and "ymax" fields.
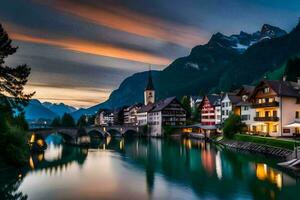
[{"xmin": 144, "ymin": 68, "xmax": 155, "ymax": 105}]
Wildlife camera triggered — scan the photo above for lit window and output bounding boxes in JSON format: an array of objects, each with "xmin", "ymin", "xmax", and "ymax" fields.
[{"xmin": 264, "ymin": 87, "xmax": 270, "ymax": 93}]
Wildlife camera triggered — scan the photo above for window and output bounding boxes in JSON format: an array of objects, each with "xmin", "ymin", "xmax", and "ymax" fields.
[
  {"xmin": 297, "ymin": 98, "xmax": 300, "ymax": 104},
  {"xmin": 263, "ymin": 87, "xmax": 270, "ymax": 93},
  {"xmin": 273, "ymin": 110, "xmax": 277, "ymax": 117},
  {"xmin": 265, "ymin": 111, "xmax": 270, "ymax": 117},
  {"xmin": 296, "ymin": 111, "xmax": 300, "ymax": 119},
  {"xmin": 256, "ymin": 112, "xmax": 260, "ymax": 117}
]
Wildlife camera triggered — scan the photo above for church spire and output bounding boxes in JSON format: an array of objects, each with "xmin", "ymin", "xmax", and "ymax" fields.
[{"xmin": 145, "ymin": 66, "xmax": 154, "ymax": 90}]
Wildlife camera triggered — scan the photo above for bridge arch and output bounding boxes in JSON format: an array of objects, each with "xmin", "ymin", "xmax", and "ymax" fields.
[
  {"xmin": 87, "ymin": 129, "xmax": 105, "ymax": 139},
  {"xmin": 106, "ymin": 129, "xmax": 122, "ymax": 137},
  {"xmin": 123, "ymin": 129, "xmax": 139, "ymax": 137}
]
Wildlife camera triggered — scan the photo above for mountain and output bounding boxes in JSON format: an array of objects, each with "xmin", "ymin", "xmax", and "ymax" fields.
[
  {"xmin": 42, "ymin": 102, "xmax": 77, "ymax": 116},
  {"xmin": 24, "ymin": 99, "xmax": 58, "ymax": 120},
  {"xmin": 72, "ymin": 22, "xmax": 299, "ymax": 118}
]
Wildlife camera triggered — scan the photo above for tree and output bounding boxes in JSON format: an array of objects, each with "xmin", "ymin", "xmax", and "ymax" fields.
[
  {"xmin": 77, "ymin": 115, "xmax": 88, "ymax": 128},
  {"xmin": 284, "ymin": 57, "xmax": 300, "ymax": 82},
  {"xmin": 223, "ymin": 114, "xmax": 246, "ymax": 139},
  {"xmin": 61, "ymin": 113, "xmax": 75, "ymax": 127},
  {"xmin": 0, "ymin": 24, "xmax": 34, "ymax": 113},
  {"xmin": 51, "ymin": 117, "xmax": 61, "ymax": 127},
  {"xmin": 181, "ymin": 96, "xmax": 191, "ymax": 120},
  {"xmin": 0, "ymin": 23, "xmax": 34, "ymax": 166}
]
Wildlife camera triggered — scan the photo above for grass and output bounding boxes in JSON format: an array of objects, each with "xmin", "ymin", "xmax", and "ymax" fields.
[{"xmin": 231, "ymin": 134, "xmax": 300, "ymax": 150}]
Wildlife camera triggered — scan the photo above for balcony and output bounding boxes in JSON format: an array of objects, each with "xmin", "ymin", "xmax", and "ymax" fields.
[
  {"xmin": 252, "ymin": 101, "xmax": 279, "ymax": 108},
  {"xmin": 254, "ymin": 116, "xmax": 279, "ymax": 122}
]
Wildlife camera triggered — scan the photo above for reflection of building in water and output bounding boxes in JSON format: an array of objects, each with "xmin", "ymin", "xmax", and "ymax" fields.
[
  {"xmin": 215, "ymin": 151, "xmax": 223, "ymax": 180},
  {"xmin": 201, "ymin": 146, "xmax": 215, "ymax": 175},
  {"xmin": 255, "ymin": 163, "xmax": 296, "ymax": 189}
]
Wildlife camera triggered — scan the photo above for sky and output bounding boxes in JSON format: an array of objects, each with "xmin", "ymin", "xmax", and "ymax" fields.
[{"xmin": 0, "ymin": 0, "xmax": 299, "ymax": 108}]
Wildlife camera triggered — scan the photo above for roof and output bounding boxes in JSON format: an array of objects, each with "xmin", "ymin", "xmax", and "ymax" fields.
[
  {"xmin": 251, "ymin": 80, "xmax": 300, "ymax": 98},
  {"xmin": 236, "ymin": 85, "xmax": 255, "ymax": 96},
  {"xmin": 207, "ymin": 94, "xmax": 221, "ymax": 106},
  {"xmin": 137, "ymin": 103, "xmax": 155, "ymax": 113},
  {"xmin": 151, "ymin": 96, "xmax": 178, "ymax": 112},
  {"xmin": 145, "ymin": 70, "xmax": 155, "ymax": 90},
  {"xmin": 124, "ymin": 103, "xmax": 143, "ymax": 111},
  {"xmin": 227, "ymin": 93, "xmax": 242, "ymax": 105}
]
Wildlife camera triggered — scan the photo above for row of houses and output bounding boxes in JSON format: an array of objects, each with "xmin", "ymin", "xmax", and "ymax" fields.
[
  {"xmin": 95, "ymin": 67, "xmax": 300, "ymax": 137},
  {"xmin": 95, "ymin": 70, "xmax": 187, "ymax": 137},
  {"xmin": 197, "ymin": 77, "xmax": 300, "ymax": 137}
]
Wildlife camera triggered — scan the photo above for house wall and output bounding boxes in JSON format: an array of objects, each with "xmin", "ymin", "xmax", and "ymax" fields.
[
  {"xmin": 221, "ymin": 95, "xmax": 232, "ymax": 122},
  {"xmin": 148, "ymin": 111, "xmax": 162, "ymax": 137},
  {"xmin": 201, "ymin": 97, "xmax": 215, "ymax": 126},
  {"xmin": 137, "ymin": 112, "xmax": 148, "ymax": 126},
  {"xmin": 281, "ymin": 97, "xmax": 300, "ymax": 136}
]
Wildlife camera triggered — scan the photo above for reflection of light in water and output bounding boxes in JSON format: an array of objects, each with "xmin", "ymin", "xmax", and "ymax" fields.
[
  {"xmin": 201, "ymin": 149, "xmax": 215, "ymax": 175},
  {"xmin": 29, "ymin": 156, "xmax": 35, "ymax": 169},
  {"xmin": 256, "ymin": 163, "xmax": 282, "ymax": 189},
  {"xmin": 106, "ymin": 136, "xmax": 111, "ymax": 145},
  {"xmin": 44, "ymin": 143, "xmax": 63, "ymax": 161},
  {"xmin": 119, "ymin": 139, "xmax": 124, "ymax": 150},
  {"xmin": 215, "ymin": 151, "xmax": 222, "ymax": 180}
]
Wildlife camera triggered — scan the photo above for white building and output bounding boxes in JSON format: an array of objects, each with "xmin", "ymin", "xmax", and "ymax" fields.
[
  {"xmin": 190, "ymin": 96, "xmax": 203, "ymax": 109},
  {"xmin": 124, "ymin": 103, "xmax": 143, "ymax": 125},
  {"xmin": 95, "ymin": 110, "xmax": 114, "ymax": 126},
  {"xmin": 249, "ymin": 79, "xmax": 300, "ymax": 137},
  {"xmin": 221, "ymin": 93, "xmax": 241, "ymax": 122}
]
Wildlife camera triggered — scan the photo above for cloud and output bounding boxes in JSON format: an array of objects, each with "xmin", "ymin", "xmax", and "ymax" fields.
[
  {"xmin": 25, "ymin": 83, "xmax": 110, "ymax": 108},
  {"xmin": 37, "ymin": 0, "xmax": 207, "ymax": 48},
  {"xmin": 9, "ymin": 32, "xmax": 171, "ymax": 66}
]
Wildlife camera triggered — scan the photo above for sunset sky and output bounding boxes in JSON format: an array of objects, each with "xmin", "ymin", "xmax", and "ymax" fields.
[{"xmin": 1, "ymin": 0, "xmax": 299, "ymax": 108}]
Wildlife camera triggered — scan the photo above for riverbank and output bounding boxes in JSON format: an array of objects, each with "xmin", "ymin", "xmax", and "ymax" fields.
[
  {"xmin": 219, "ymin": 139, "xmax": 293, "ymax": 158},
  {"xmin": 212, "ymin": 134, "xmax": 300, "ymax": 158}
]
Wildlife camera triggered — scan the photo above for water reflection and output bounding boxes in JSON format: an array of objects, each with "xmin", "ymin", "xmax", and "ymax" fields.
[{"xmin": 1, "ymin": 137, "xmax": 300, "ymax": 200}]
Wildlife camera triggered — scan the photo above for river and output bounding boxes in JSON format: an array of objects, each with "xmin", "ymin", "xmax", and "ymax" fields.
[{"xmin": 1, "ymin": 135, "xmax": 300, "ymax": 200}]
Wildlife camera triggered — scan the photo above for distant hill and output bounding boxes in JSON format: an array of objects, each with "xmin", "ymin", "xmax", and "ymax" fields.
[
  {"xmin": 42, "ymin": 102, "xmax": 77, "ymax": 116},
  {"xmin": 72, "ymin": 21, "xmax": 300, "ymax": 118},
  {"xmin": 24, "ymin": 99, "xmax": 58, "ymax": 120}
]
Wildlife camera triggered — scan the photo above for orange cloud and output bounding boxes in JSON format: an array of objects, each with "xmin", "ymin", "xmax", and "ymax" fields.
[
  {"xmin": 25, "ymin": 83, "xmax": 111, "ymax": 108},
  {"xmin": 39, "ymin": 0, "xmax": 207, "ymax": 48},
  {"xmin": 10, "ymin": 32, "xmax": 171, "ymax": 65}
]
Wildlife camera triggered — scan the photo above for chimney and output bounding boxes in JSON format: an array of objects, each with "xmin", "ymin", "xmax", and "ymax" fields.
[{"xmin": 282, "ymin": 75, "xmax": 287, "ymax": 81}]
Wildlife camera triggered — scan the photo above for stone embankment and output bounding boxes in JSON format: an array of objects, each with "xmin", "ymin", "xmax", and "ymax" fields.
[{"xmin": 219, "ymin": 140, "xmax": 293, "ymax": 158}]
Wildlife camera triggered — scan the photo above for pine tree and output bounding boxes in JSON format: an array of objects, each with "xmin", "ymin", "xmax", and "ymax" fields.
[
  {"xmin": 61, "ymin": 113, "xmax": 75, "ymax": 127},
  {"xmin": 0, "ymin": 23, "xmax": 34, "ymax": 114},
  {"xmin": 284, "ymin": 57, "xmax": 300, "ymax": 82}
]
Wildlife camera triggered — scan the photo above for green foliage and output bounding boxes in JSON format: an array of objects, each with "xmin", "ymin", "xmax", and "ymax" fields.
[
  {"xmin": 61, "ymin": 113, "xmax": 75, "ymax": 127},
  {"xmin": 0, "ymin": 125, "xmax": 29, "ymax": 166},
  {"xmin": 163, "ymin": 126, "xmax": 177, "ymax": 136},
  {"xmin": 180, "ymin": 96, "xmax": 191, "ymax": 119},
  {"xmin": 51, "ymin": 117, "xmax": 61, "ymax": 127},
  {"xmin": 284, "ymin": 57, "xmax": 300, "ymax": 82},
  {"xmin": 233, "ymin": 134, "xmax": 300, "ymax": 150},
  {"xmin": 0, "ymin": 24, "xmax": 33, "ymax": 166},
  {"xmin": 191, "ymin": 106, "xmax": 200, "ymax": 122},
  {"xmin": 77, "ymin": 115, "xmax": 88, "ymax": 128},
  {"xmin": 223, "ymin": 114, "xmax": 246, "ymax": 139}
]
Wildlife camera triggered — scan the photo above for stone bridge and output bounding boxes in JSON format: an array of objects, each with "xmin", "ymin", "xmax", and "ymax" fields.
[{"xmin": 31, "ymin": 125, "xmax": 140, "ymax": 142}]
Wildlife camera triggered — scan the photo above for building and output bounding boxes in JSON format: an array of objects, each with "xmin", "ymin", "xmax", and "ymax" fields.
[
  {"xmin": 137, "ymin": 103, "xmax": 154, "ymax": 126},
  {"xmin": 95, "ymin": 109, "xmax": 114, "ymax": 126},
  {"xmin": 200, "ymin": 94, "xmax": 222, "ymax": 126},
  {"xmin": 144, "ymin": 69, "xmax": 155, "ymax": 105},
  {"xmin": 148, "ymin": 97, "xmax": 186, "ymax": 137},
  {"xmin": 221, "ymin": 93, "xmax": 242, "ymax": 122},
  {"xmin": 249, "ymin": 79, "xmax": 300, "ymax": 136},
  {"xmin": 124, "ymin": 103, "xmax": 143, "ymax": 125},
  {"xmin": 235, "ymin": 85, "xmax": 256, "ymax": 131},
  {"xmin": 190, "ymin": 96, "xmax": 203, "ymax": 110}
]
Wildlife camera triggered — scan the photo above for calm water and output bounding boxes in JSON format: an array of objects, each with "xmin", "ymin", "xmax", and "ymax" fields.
[{"xmin": 1, "ymin": 135, "xmax": 300, "ymax": 200}]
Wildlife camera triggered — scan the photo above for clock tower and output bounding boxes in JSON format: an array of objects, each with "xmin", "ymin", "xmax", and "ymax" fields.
[{"xmin": 144, "ymin": 68, "xmax": 155, "ymax": 105}]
